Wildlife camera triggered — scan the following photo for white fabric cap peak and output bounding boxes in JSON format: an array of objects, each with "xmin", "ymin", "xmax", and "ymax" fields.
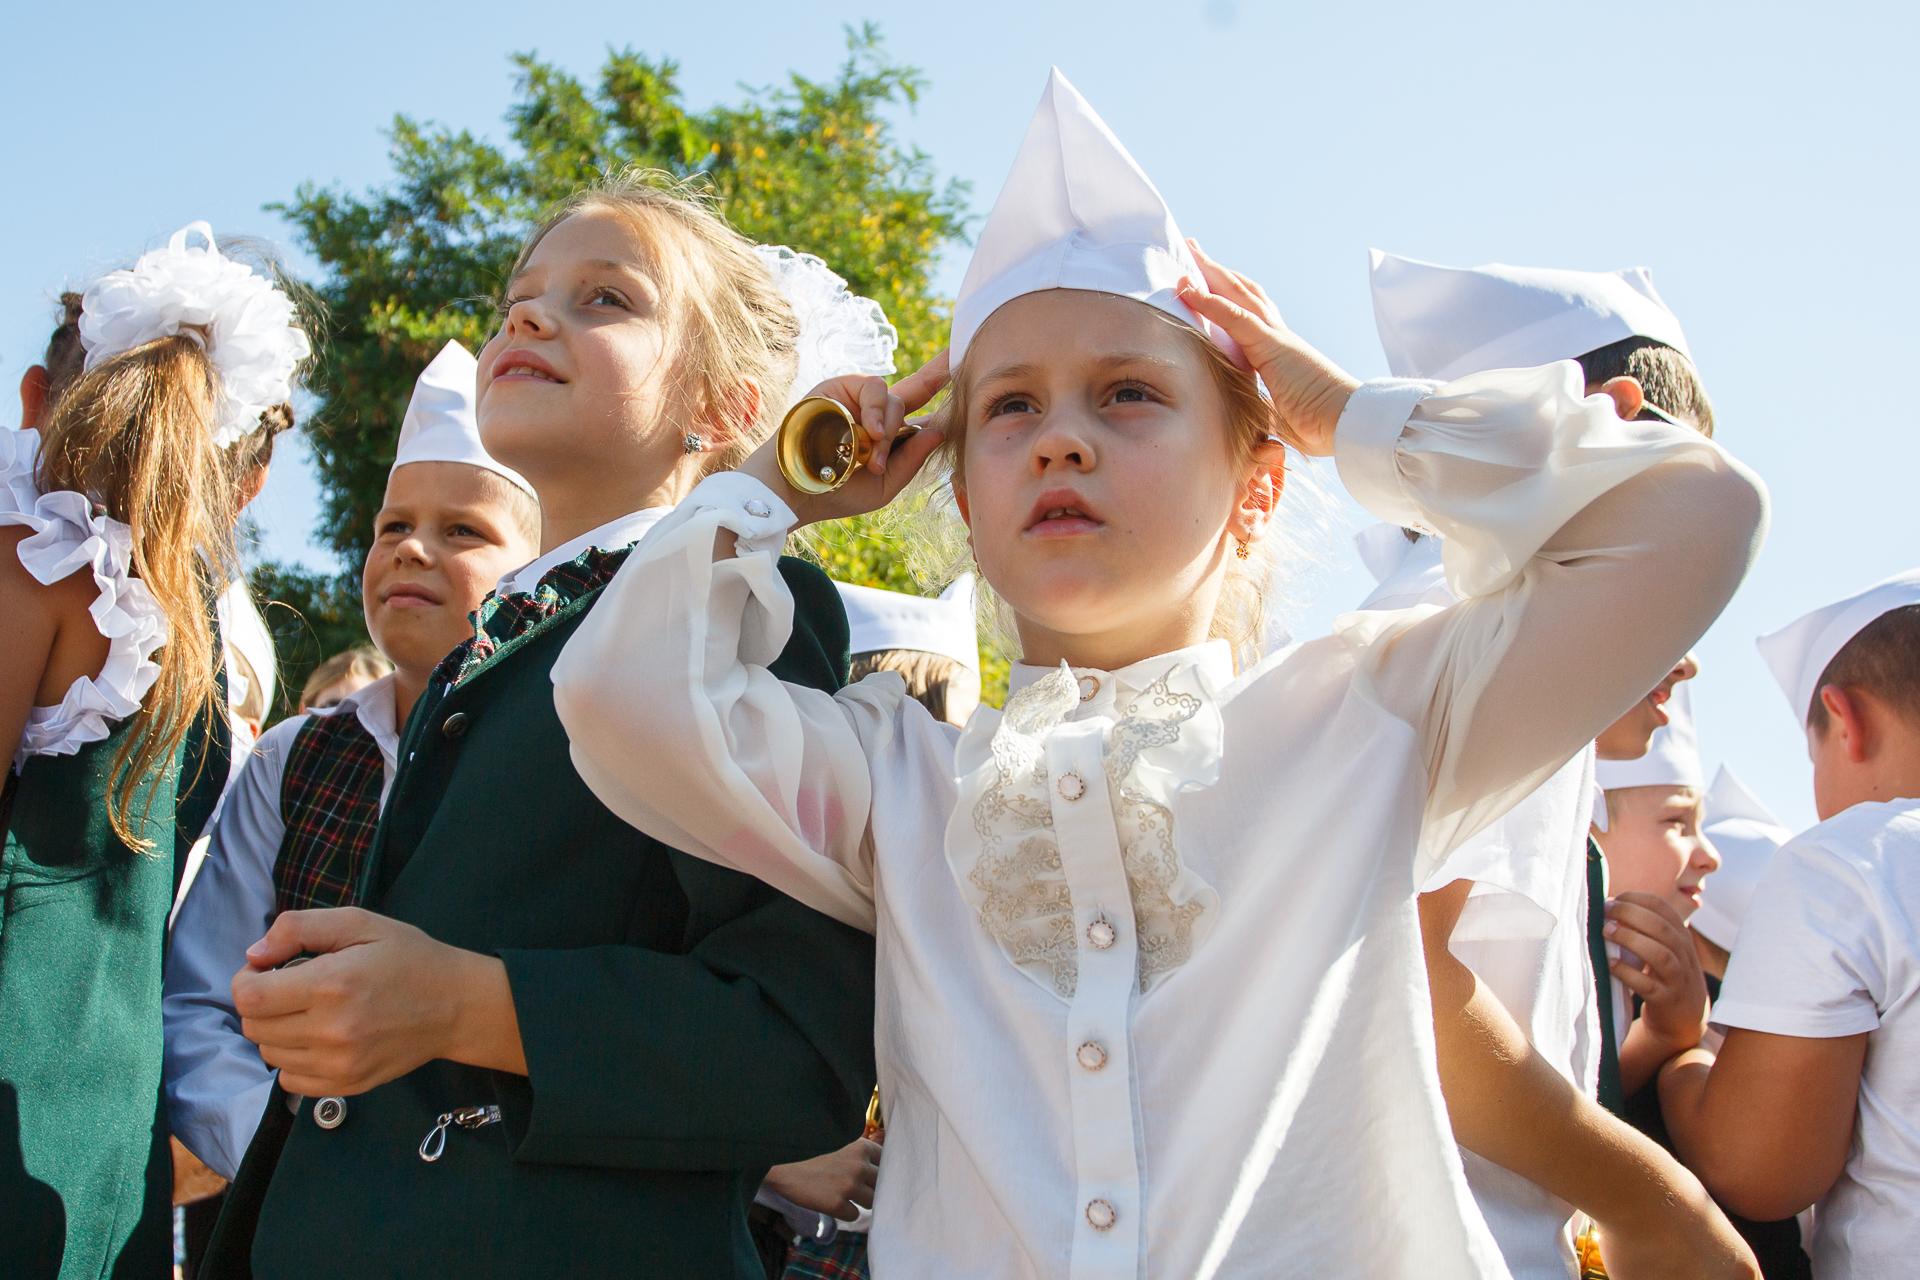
[
  {"xmin": 950, "ymin": 68, "xmax": 1238, "ymax": 367},
  {"xmin": 1756, "ymin": 568, "xmax": 1920, "ymax": 729},
  {"xmin": 837, "ymin": 575, "xmax": 980, "ymax": 672},
  {"xmin": 1693, "ymin": 765, "xmax": 1793, "ymax": 951},
  {"xmin": 394, "ymin": 342, "xmax": 534, "ymax": 495},
  {"xmin": 1368, "ymin": 250, "xmax": 1692, "ymax": 382},
  {"xmin": 1596, "ymin": 682, "xmax": 1703, "ymax": 794}
]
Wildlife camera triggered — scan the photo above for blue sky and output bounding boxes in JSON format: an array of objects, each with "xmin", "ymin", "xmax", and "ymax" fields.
[{"xmin": 5, "ymin": 1, "xmax": 1915, "ymax": 830}]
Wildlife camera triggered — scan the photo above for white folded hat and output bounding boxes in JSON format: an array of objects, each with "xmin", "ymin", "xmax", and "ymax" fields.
[
  {"xmin": 1756, "ymin": 568, "xmax": 1920, "ymax": 729},
  {"xmin": 394, "ymin": 342, "xmax": 534, "ymax": 495},
  {"xmin": 1353, "ymin": 525, "xmax": 1448, "ymax": 612},
  {"xmin": 1368, "ymin": 250, "xmax": 1692, "ymax": 382},
  {"xmin": 1692, "ymin": 765, "xmax": 1794, "ymax": 951},
  {"xmin": 950, "ymin": 68, "xmax": 1238, "ymax": 368},
  {"xmin": 837, "ymin": 575, "xmax": 980, "ymax": 672}
]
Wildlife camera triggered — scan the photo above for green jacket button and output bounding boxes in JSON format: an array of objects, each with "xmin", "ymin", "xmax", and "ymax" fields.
[{"xmin": 441, "ymin": 711, "xmax": 471, "ymax": 740}]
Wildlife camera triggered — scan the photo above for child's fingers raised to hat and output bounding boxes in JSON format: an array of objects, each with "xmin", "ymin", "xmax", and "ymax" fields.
[{"xmin": 1188, "ymin": 240, "xmax": 1281, "ymax": 326}]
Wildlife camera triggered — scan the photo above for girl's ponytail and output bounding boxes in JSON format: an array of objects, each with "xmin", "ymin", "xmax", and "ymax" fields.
[{"xmin": 37, "ymin": 334, "xmax": 235, "ymax": 848}]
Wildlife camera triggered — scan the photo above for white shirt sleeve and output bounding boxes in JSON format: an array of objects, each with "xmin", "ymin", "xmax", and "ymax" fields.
[
  {"xmin": 1330, "ymin": 362, "xmax": 1767, "ymax": 871},
  {"xmin": 553, "ymin": 473, "xmax": 928, "ymax": 934},
  {"xmin": 1710, "ymin": 836, "xmax": 1884, "ymax": 1039},
  {"xmin": 163, "ymin": 716, "xmax": 301, "ymax": 1179}
]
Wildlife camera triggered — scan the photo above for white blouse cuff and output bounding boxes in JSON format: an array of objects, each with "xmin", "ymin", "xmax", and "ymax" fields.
[
  {"xmin": 684, "ymin": 471, "xmax": 798, "ymax": 557},
  {"xmin": 1332, "ymin": 379, "xmax": 1434, "ymax": 529}
]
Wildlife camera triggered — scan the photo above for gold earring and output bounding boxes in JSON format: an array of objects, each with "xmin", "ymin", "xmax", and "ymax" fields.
[{"xmin": 1234, "ymin": 538, "xmax": 1250, "ymax": 561}]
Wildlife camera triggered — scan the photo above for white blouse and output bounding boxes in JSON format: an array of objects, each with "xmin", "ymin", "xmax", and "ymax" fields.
[
  {"xmin": 1, "ymin": 429, "xmax": 167, "ymax": 771},
  {"xmin": 553, "ymin": 362, "xmax": 1766, "ymax": 1279}
]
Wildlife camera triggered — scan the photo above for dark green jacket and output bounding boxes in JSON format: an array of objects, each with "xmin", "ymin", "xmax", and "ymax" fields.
[{"xmin": 243, "ymin": 555, "xmax": 876, "ymax": 1279}]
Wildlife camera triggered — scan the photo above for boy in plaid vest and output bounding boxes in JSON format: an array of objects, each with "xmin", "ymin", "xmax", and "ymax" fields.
[{"xmin": 164, "ymin": 342, "xmax": 541, "ymax": 1181}]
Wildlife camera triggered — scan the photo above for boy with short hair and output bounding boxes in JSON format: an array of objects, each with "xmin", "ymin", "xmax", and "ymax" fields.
[
  {"xmin": 164, "ymin": 342, "xmax": 541, "ymax": 1179},
  {"xmin": 1660, "ymin": 571, "xmax": 1920, "ymax": 1278}
]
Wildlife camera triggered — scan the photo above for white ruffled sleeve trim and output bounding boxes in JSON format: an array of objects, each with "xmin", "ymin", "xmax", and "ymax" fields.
[{"xmin": 3, "ymin": 430, "xmax": 168, "ymax": 770}]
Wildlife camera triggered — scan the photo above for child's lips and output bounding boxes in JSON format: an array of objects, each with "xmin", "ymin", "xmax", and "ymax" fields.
[
  {"xmin": 382, "ymin": 584, "xmax": 442, "ymax": 609},
  {"xmin": 1025, "ymin": 516, "xmax": 1105, "ymax": 539}
]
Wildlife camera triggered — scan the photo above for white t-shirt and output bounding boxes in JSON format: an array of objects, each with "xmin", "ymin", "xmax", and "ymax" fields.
[{"xmin": 1712, "ymin": 796, "xmax": 1920, "ymax": 1280}]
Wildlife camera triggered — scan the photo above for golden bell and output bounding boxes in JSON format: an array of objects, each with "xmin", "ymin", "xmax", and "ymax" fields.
[
  {"xmin": 775, "ymin": 396, "xmax": 925, "ymax": 495},
  {"xmin": 776, "ymin": 396, "xmax": 869, "ymax": 495}
]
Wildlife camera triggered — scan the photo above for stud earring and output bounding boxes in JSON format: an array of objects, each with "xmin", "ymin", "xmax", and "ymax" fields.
[
  {"xmin": 683, "ymin": 432, "xmax": 703, "ymax": 455},
  {"xmin": 1234, "ymin": 538, "xmax": 1251, "ymax": 561}
]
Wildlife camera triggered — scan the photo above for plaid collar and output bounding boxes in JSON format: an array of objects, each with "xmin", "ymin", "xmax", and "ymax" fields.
[{"xmin": 438, "ymin": 543, "xmax": 634, "ymax": 689}]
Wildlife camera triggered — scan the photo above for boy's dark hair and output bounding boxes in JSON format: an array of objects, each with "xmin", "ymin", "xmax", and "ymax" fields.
[
  {"xmin": 1576, "ymin": 335, "xmax": 1716, "ymax": 438},
  {"xmin": 1808, "ymin": 605, "xmax": 1920, "ymax": 732},
  {"xmin": 42, "ymin": 292, "xmax": 87, "ymax": 406}
]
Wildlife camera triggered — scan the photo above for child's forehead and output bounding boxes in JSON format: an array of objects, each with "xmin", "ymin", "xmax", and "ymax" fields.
[
  {"xmin": 516, "ymin": 207, "xmax": 675, "ymax": 282},
  {"xmin": 965, "ymin": 290, "xmax": 1200, "ymax": 380},
  {"xmin": 379, "ymin": 460, "xmax": 514, "ymax": 513}
]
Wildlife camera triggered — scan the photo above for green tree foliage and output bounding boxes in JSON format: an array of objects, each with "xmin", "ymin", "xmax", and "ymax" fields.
[{"xmin": 258, "ymin": 26, "xmax": 998, "ymax": 710}]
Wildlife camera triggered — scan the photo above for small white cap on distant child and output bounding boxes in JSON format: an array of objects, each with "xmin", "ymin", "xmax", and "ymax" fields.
[
  {"xmin": 1353, "ymin": 524, "xmax": 1447, "ymax": 612},
  {"xmin": 1367, "ymin": 251, "xmax": 1691, "ymax": 382},
  {"xmin": 1693, "ymin": 766, "xmax": 1794, "ymax": 951},
  {"xmin": 950, "ymin": 68, "xmax": 1239, "ymax": 367},
  {"xmin": 836, "ymin": 575, "xmax": 980, "ymax": 672},
  {"xmin": 1756, "ymin": 568, "xmax": 1920, "ymax": 728},
  {"xmin": 393, "ymin": 342, "xmax": 534, "ymax": 495}
]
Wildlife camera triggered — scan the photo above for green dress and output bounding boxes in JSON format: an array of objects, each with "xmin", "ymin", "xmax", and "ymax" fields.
[{"xmin": 1, "ymin": 720, "xmax": 177, "ymax": 1280}]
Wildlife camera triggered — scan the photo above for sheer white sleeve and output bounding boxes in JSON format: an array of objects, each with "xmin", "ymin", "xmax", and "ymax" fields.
[
  {"xmin": 1330, "ymin": 362, "xmax": 1767, "ymax": 873},
  {"xmin": 162, "ymin": 718, "xmax": 297, "ymax": 1179},
  {"xmin": 553, "ymin": 473, "xmax": 916, "ymax": 933}
]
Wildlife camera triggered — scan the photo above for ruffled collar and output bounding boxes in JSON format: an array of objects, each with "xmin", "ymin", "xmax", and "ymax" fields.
[
  {"xmin": 3, "ymin": 430, "xmax": 169, "ymax": 771},
  {"xmin": 948, "ymin": 639, "xmax": 1230, "ymax": 1000}
]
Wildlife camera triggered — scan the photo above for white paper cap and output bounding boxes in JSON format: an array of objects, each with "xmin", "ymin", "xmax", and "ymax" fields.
[
  {"xmin": 1691, "ymin": 765, "xmax": 1793, "ymax": 951},
  {"xmin": 1595, "ymin": 682, "xmax": 1704, "ymax": 794},
  {"xmin": 837, "ymin": 575, "xmax": 980, "ymax": 672},
  {"xmin": 950, "ymin": 68, "xmax": 1239, "ymax": 368},
  {"xmin": 1756, "ymin": 568, "xmax": 1920, "ymax": 729},
  {"xmin": 1368, "ymin": 250, "xmax": 1692, "ymax": 382},
  {"xmin": 1354, "ymin": 525, "xmax": 1449, "ymax": 612},
  {"xmin": 394, "ymin": 342, "xmax": 534, "ymax": 495}
]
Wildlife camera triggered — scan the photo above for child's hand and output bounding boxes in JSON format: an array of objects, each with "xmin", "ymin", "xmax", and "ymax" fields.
[
  {"xmin": 740, "ymin": 351, "xmax": 950, "ymax": 526},
  {"xmin": 1606, "ymin": 892, "xmax": 1710, "ymax": 1057},
  {"xmin": 762, "ymin": 1136, "xmax": 883, "ymax": 1220},
  {"xmin": 1174, "ymin": 240, "xmax": 1358, "ymax": 458}
]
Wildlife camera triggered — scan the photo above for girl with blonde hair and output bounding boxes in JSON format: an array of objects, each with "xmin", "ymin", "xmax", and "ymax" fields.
[{"xmin": 0, "ymin": 224, "xmax": 308, "ymax": 1279}]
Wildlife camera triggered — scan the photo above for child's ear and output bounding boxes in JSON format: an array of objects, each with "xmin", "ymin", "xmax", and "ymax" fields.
[
  {"xmin": 1229, "ymin": 460, "xmax": 1281, "ymax": 545},
  {"xmin": 18, "ymin": 365, "xmax": 50, "ymax": 430},
  {"xmin": 1597, "ymin": 375, "xmax": 1645, "ymax": 422},
  {"xmin": 952, "ymin": 477, "xmax": 971, "ymax": 529},
  {"xmin": 1818, "ymin": 684, "xmax": 1874, "ymax": 764},
  {"xmin": 706, "ymin": 378, "xmax": 765, "ymax": 454}
]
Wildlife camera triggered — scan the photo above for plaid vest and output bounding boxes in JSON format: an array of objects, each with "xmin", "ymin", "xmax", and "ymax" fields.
[{"xmin": 274, "ymin": 710, "xmax": 386, "ymax": 914}]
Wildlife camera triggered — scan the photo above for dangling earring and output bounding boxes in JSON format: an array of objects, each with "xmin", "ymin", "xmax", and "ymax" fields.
[
  {"xmin": 1234, "ymin": 538, "xmax": 1250, "ymax": 561},
  {"xmin": 683, "ymin": 432, "xmax": 703, "ymax": 455}
]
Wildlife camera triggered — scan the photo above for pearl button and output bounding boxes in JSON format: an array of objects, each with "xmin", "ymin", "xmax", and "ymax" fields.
[
  {"xmin": 1085, "ymin": 1198, "xmax": 1117, "ymax": 1231},
  {"xmin": 1056, "ymin": 771, "xmax": 1085, "ymax": 802},
  {"xmin": 1086, "ymin": 917, "xmax": 1116, "ymax": 950},
  {"xmin": 745, "ymin": 499, "xmax": 772, "ymax": 518},
  {"xmin": 1077, "ymin": 674, "xmax": 1101, "ymax": 703},
  {"xmin": 1076, "ymin": 1041, "xmax": 1108, "ymax": 1071}
]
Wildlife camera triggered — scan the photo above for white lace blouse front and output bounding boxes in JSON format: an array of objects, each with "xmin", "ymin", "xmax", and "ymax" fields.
[
  {"xmin": 2, "ymin": 429, "xmax": 167, "ymax": 771},
  {"xmin": 553, "ymin": 362, "xmax": 1767, "ymax": 1279}
]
